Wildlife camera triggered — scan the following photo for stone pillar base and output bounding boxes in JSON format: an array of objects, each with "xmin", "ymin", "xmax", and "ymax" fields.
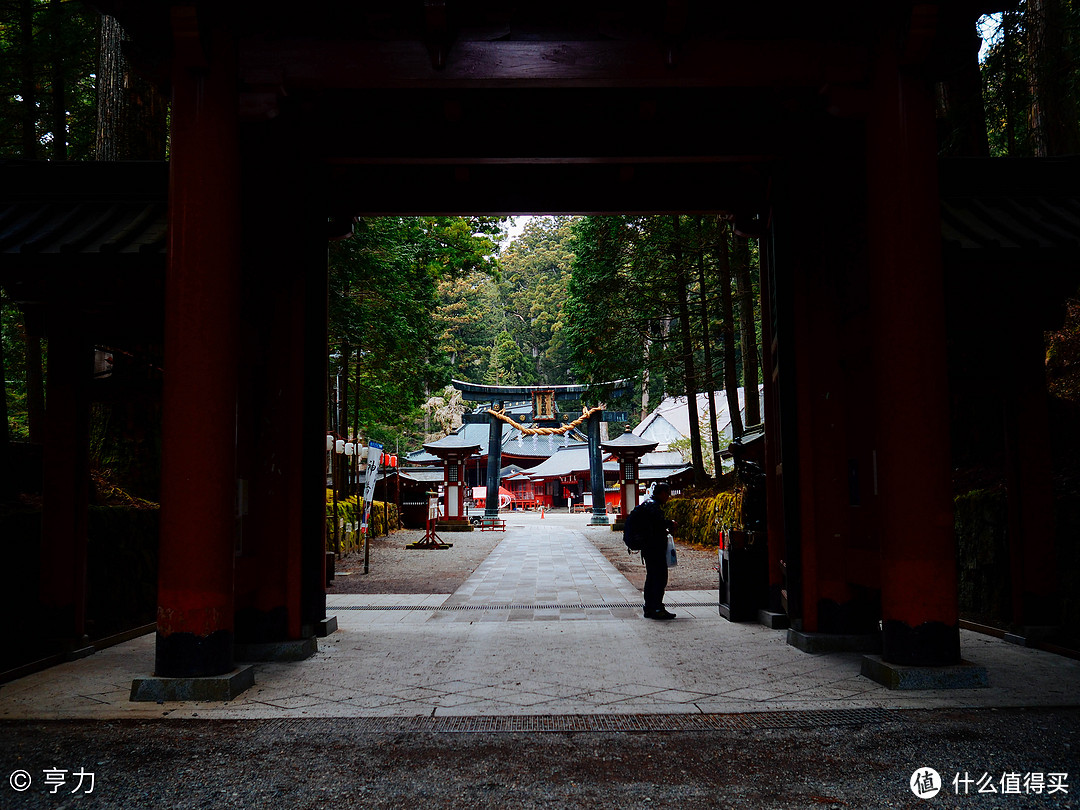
[
  {"xmin": 234, "ymin": 636, "xmax": 317, "ymax": 662},
  {"xmin": 861, "ymin": 655, "xmax": 988, "ymax": 690},
  {"xmin": 758, "ymin": 610, "xmax": 790, "ymax": 630},
  {"xmin": 130, "ymin": 665, "xmax": 255, "ymax": 702},
  {"xmin": 788, "ymin": 629, "xmax": 882, "ymax": 654},
  {"xmin": 435, "ymin": 520, "xmax": 473, "ymax": 532},
  {"xmin": 317, "ymin": 616, "xmax": 338, "ymax": 637}
]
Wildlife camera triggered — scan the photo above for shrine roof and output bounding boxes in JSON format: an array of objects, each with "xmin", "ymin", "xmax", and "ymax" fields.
[
  {"xmin": 939, "ymin": 156, "xmax": 1080, "ymax": 263},
  {"xmin": 0, "ymin": 160, "xmax": 168, "ymax": 265},
  {"xmin": 422, "ymin": 433, "xmax": 482, "ymax": 458},
  {"xmin": 524, "ymin": 446, "xmax": 618, "ymax": 479}
]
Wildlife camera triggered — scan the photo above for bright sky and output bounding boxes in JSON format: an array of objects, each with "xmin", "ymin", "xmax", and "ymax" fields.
[
  {"xmin": 504, "ymin": 216, "xmax": 535, "ymax": 243},
  {"xmin": 977, "ymin": 13, "xmax": 1001, "ymax": 62}
]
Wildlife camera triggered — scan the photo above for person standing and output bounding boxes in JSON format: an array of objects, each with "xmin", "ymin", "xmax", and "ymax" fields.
[{"xmin": 631, "ymin": 482, "xmax": 678, "ymax": 620}]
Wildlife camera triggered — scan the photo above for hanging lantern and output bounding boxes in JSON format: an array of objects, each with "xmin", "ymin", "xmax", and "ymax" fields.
[
  {"xmin": 326, "ymin": 435, "xmax": 334, "ymax": 451},
  {"xmin": 389, "ymin": 454, "xmax": 398, "ymax": 468},
  {"xmin": 344, "ymin": 442, "xmax": 355, "ymax": 456},
  {"xmin": 360, "ymin": 444, "xmax": 369, "ymax": 461},
  {"xmin": 335, "ymin": 439, "xmax": 346, "ymax": 454}
]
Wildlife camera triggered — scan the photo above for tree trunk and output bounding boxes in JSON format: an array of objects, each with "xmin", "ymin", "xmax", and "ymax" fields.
[
  {"xmin": 95, "ymin": 14, "xmax": 169, "ymax": 161},
  {"xmin": 1003, "ymin": 10, "xmax": 1021, "ymax": 155},
  {"xmin": 716, "ymin": 218, "xmax": 744, "ymax": 443},
  {"xmin": 734, "ymin": 235, "xmax": 761, "ymax": 427},
  {"xmin": 1027, "ymin": 0, "xmax": 1080, "ymax": 156},
  {"xmin": 640, "ymin": 334, "xmax": 651, "ymax": 421},
  {"xmin": 672, "ymin": 216, "xmax": 704, "ymax": 483},
  {"xmin": 49, "ymin": 0, "xmax": 67, "ymax": 161},
  {"xmin": 937, "ymin": 16, "xmax": 990, "ymax": 157},
  {"xmin": 20, "ymin": 0, "xmax": 37, "ymax": 159},
  {"xmin": 695, "ymin": 217, "xmax": 721, "ymax": 475}
]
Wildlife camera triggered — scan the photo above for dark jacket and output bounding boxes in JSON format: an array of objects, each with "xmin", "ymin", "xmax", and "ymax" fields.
[{"xmin": 629, "ymin": 499, "xmax": 674, "ymax": 555}]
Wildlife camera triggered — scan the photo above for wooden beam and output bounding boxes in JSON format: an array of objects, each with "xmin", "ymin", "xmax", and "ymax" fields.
[
  {"xmin": 327, "ymin": 161, "xmax": 770, "ymax": 217},
  {"xmin": 239, "ymin": 37, "xmax": 868, "ymax": 90}
]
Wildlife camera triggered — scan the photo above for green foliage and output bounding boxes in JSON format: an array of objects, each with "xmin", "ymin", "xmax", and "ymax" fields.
[
  {"xmin": 328, "ymin": 216, "xmax": 504, "ymax": 449},
  {"xmin": 1, "ymin": 299, "xmax": 30, "ymax": 440},
  {"xmin": 1047, "ymin": 295, "xmax": 1080, "ymax": 402},
  {"xmin": 565, "ymin": 215, "xmax": 761, "ymax": 424},
  {"xmin": 436, "ymin": 270, "xmax": 505, "ymax": 383},
  {"xmin": 325, "ymin": 491, "xmax": 398, "ymax": 552},
  {"xmin": 0, "ymin": 0, "xmax": 99, "ymax": 160},
  {"xmin": 497, "ymin": 216, "xmax": 579, "ymax": 383},
  {"xmin": 486, "ymin": 329, "xmax": 535, "ymax": 386},
  {"xmin": 663, "ymin": 490, "xmax": 743, "ymax": 548},
  {"xmin": 980, "ymin": 4, "xmax": 1080, "ymax": 157}
]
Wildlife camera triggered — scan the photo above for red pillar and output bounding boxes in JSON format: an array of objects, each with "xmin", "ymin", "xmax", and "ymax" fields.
[
  {"xmin": 867, "ymin": 38, "xmax": 959, "ymax": 665},
  {"xmin": 156, "ymin": 25, "xmax": 241, "ymax": 677},
  {"xmin": 233, "ymin": 126, "xmax": 320, "ymax": 645}
]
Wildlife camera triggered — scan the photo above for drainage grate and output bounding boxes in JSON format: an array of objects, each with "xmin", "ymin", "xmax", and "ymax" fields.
[
  {"xmin": 257, "ymin": 708, "xmax": 899, "ymax": 734},
  {"xmin": 333, "ymin": 601, "xmax": 721, "ymax": 612}
]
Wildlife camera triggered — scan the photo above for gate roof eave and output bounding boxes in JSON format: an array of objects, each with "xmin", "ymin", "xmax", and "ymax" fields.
[{"xmin": 451, "ymin": 378, "xmax": 631, "ymax": 402}]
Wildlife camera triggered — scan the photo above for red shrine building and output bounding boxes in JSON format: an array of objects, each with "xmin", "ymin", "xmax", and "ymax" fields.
[{"xmin": 2, "ymin": 1, "xmax": 1077, "ymax": 692}]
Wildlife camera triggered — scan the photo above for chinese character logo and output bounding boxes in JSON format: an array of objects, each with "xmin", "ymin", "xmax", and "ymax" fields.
[{"xmin": 911, "ymin": 767, "xmax": 943, "ymax": 799}]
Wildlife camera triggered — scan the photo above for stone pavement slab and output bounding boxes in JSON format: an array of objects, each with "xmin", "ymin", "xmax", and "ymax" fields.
[{"xmin": 1, "ymin": 518, "xmax": 1078, "ymax": 721}]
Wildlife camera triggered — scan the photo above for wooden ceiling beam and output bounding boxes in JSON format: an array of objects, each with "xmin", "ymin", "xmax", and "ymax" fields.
[
  {"xmin": 326, "ymin": 161, "xmax": 771, "ymax": 217},
  {"xmin": 238, "ymin": 37, "xmax": 868, "ymax": 91}
]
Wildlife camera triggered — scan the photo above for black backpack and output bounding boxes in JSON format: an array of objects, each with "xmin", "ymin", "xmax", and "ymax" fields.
[{"xmin": 622, "ymin": 505, "xmax": 644, "ymax": 552}]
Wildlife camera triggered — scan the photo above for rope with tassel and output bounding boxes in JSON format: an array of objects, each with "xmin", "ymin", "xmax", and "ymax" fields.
[{"xmin": 486, "ymin": 403, "xmax": 605, "ymax": 436}]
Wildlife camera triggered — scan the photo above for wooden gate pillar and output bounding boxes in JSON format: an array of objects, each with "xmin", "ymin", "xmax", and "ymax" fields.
[
  {"xmin": 39, "ymin": 317, "xmax": 91, "ymax": 653},
  {"xmin": 155, "ymin": 24, "xmax": 242, "ymax": 678},
  {"xmin": 866, "ymin": 38, "xmax": 959, "ymax": 666},
  {"xmin": 233, "ymin": 122, "xmax": 325, "ymax": 652}
]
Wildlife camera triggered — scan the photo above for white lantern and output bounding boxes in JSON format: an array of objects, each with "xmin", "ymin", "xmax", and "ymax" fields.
[
  {"xmin": 335, "ymin": 439, "xmax": 346, "ymax": 454},
  {"xmin": 326, "ymin": 435, "xmax": 334, "ymax": 451},
  {"xmin": 344, "ymin": 442, "xmax": 355, "ymax": 456},
  {"xmin": 361, "ymin": 445, "xmax": 370, "ymax": 461}
]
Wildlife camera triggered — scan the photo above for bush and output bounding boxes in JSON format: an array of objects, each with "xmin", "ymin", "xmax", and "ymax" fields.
[
  {"xmin": 665, "ymin": 491, "xmax": 743, "ymax": 548},
  {"xmin": 325, "ymin": 491, "xmax": 399, "ymax": 552}
]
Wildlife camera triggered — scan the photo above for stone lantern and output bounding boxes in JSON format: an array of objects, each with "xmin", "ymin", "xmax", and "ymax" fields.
[
  {"xmin": 601, "ymin": 426, "xmax": 658, "ymax": 530},
  {"xmin": 422, "ymin": 434, "xmax": 482, "ymax": 531}
]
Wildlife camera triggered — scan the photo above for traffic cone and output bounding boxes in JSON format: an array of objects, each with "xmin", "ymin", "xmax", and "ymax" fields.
[{"xmin": 540, "ymin": 506, "xmax": 545, "ymax": 519}]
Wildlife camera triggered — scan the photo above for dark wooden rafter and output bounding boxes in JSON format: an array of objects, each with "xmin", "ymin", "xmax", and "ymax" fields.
[{"xmin": 424, "ymin": 0, "xmax": 452, "ymax": 70}]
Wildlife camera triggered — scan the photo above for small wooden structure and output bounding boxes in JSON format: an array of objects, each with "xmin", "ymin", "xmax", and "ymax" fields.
[{"xmin": 407, "ymin": 492, "xmax": 452, "ymax": 550}]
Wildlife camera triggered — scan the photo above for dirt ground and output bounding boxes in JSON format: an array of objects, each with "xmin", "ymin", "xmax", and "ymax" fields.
[{"xmin": 327, "ymin": 518, "xmax": 720, "ymax": 596}]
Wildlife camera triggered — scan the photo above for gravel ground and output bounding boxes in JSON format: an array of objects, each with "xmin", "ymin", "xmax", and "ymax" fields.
[
  {"xmin": 327, "ymin": 517, "xmax": 720, "ymax": 596},
  {"xmin": 2, "ymin": 708, "xmax": 1078, "ymax": 808}
]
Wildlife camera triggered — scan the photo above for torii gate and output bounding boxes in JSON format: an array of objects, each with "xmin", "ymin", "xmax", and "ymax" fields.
[{"xmin": 452, "ymin": 380, "xmax": 631, "ymax": 526}]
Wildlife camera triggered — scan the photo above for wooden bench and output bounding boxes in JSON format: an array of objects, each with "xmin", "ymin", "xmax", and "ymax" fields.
[{"xmin": 479, "ymin": 516, "xmax": 506, "ymax": 531}]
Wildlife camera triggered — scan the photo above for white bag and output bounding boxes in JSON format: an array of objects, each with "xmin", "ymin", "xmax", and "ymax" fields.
[{"xmin": 666, "ymin": 533, "xmax": 678, "ymax": 568}]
